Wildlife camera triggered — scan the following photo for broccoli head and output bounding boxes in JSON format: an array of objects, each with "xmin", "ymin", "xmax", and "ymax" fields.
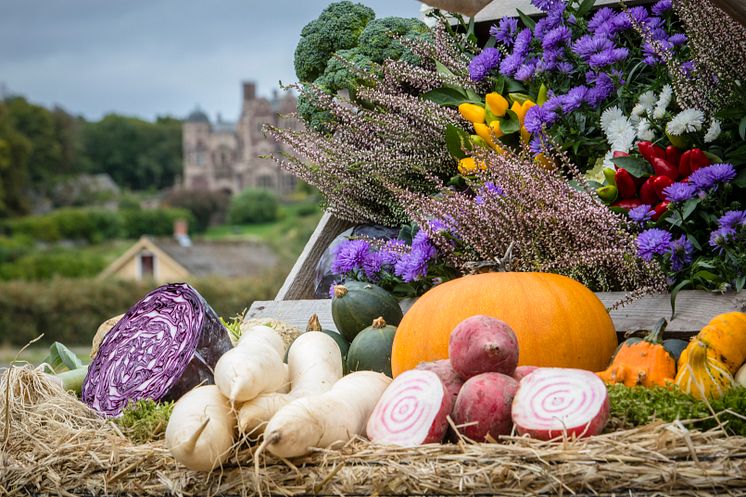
[
  {"xmin": 294, "ymin": 1, "xmax": 376, "ymax": 83},
  {"xmin": 357, "ymin": 17, "xmax": 430, "ymax": 65},
  {"xmin": 315, "ymin": 47, "xmax": 376, "ymax": 93},
  {"xmin": 296, "ymin": 84, "xmax": 338, "ymax": 135}
]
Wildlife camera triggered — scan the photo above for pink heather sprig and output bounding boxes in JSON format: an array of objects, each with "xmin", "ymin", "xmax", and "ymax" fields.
[{"xmin": 393, "ymin": 147, "xmax": 667, "ymax": 293}]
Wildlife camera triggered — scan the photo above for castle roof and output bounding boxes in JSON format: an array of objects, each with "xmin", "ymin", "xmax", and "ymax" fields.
[{"xmin": 186, "ymin": 108, "xmax": 210, "ymax": 123}]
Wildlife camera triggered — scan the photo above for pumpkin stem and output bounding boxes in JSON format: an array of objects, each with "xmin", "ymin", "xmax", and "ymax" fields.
[
  {"xmin": 333, "ymin": 285, "xmax": 348, "ymax": 299},
  {"xmin": 644, "ymin": 318, "xmax": 668, "ymax": 344},
  {"xmin": 306, "ymin": 314, "xmax": 322, "ymax": 332},
  {"xmin": 371, "ymin": 317, "xmax": 387, "ymax": 329}
]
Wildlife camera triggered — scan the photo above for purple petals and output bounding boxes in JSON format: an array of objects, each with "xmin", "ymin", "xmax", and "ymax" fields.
[{"xmin": 637, "ymin": 228, "xmax": 673, "ymax": 261}]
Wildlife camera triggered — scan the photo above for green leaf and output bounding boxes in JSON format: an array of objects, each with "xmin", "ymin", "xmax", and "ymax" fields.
[
  {"xmin": 422, "ymin": 87, "xmax": 476, "ymax": 107},
  {"xmin": 485, "ymin": 36, "xmax": 497, "ymax": 49},
  {"xmin": 516, "ymin": 9, "xmax": 536, "ymax": 30},
  {"xmin": 494, "ymin": 78, "xmax": 505, "ymax": 95},
  {"xmin": 736, "ymin": 276, "xmax": 746, "ymax": 292},
  {"xmin": 687, "ymin": 233, "xmax": 702, "ymax": 251},
  {"xmin": 735, "ymin": 168, "xmax": 746, "ymax": 188},
  {"xmin": 505, "ymin": 79, "xmax": 526, "ymax": 93},
  {"xmin": 694, "ymin": 270, "xmax": 720, "ymax": 282},
  {"xmin": 703, "ymin": 151, "xmax": 722, "ymax": 163},
  {"xmin": 465, "ymin": 88, "xmax": 483, "ymax": 103},
  {"xmin": 576, "ymin": 0, "xmax": 596, "ymax": 17},
  {"xmin": 42, "ymin": 342, "xmax": 85, "ymax": 372},
  {"xmin": 435, "ymin": 61, "xmax": 456, "ymax": 78},
  {"xmin": 508, "ymin": 92, "xmax": 531, "ymax": 104},
  {"xmin": 445, "ymin": 124, "xmax": 472, "ymax": 160},
  {"xmin": 669, "ymin": 279, "xmax": 691, "ymax": 320},
  {"xmin": 611, "ymin": 156, "xmax": 653, "ymax": 178},
  {"xmin": 682, "ymin": 198, "xmax": 699, "ymax": 220},
  {"xmin": 739, "ymin": 116, "xmax": 746, "ymax": 140},
  {"xmin": 496, "ymin": 109, "xmax": 521, "ymax": 134}
]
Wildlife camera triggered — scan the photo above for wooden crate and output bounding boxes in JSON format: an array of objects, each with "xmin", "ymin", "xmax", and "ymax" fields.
[{"xmin": 246, "ymin": 212, "xmax": 746, "ymax": 340}]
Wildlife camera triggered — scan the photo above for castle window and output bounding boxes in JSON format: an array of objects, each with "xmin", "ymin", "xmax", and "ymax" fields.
[{"xmin": 138, "ymin": 251, "xmax": 156, "ymax": 280}]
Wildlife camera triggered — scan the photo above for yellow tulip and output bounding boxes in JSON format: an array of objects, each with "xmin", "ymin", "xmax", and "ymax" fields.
[
  {"xmin": 485, "ymin": 93, "xmax": 509, "ymax": 117},
  {"xmin": 473, "ymin": 123, "xmax": 495, "ymax": 148},
  {"xmin": 458, "ymin": 103, "xmax": 486, "ymax": 124},
  {"xmin": 520, "ymin": 126, "xmax": 531, "ymax": 143},
  {"xmin": 535, "ymin": 153, "xmax": 555, "ymax": 170},
  {"xmin": 512, "ymin": 99, "xmax": 536, "ymax": 124},
  {"xmin": 458, "ymin": 157, "xmax": 477, "ymax": 174},
  {"xmin": 510, "ymin": 101, "xmax": 523, "ymax": 119},
  {"xmin": 490, "ymin": 121, "xmax": 504, "ymax": 139}
]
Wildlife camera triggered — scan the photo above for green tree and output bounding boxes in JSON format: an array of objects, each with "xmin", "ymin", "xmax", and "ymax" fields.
[
  {"xmin": 228, "ymin": 188, "xmax": 279, "ymax": 224},
  {"xmin": 0, "ymin": 101, "xmax": 32, "ymax": 217}
]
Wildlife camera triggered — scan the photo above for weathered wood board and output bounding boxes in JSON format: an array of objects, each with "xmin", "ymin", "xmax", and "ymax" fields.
[{"xmin": 246, "ymin": 290, "xmax": 746, "ymax": 341}]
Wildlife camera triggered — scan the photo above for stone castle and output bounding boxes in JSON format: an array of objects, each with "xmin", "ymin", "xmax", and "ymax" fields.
[{"xmin": 182, "ymin": 82, "xmax": 299, "ymax": 196}]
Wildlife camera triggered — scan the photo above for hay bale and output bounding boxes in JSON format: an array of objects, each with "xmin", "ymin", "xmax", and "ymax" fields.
[{"xmin": 2, "ymin": 366, "xmax": 745, "ymax": 496}]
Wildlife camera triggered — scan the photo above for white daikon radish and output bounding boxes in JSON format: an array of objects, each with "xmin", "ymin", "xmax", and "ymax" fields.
[
  {"xmin": 262, "ymin": 371, "xmax": 391, "ymax": 458},
  {"xmin": 215, "ymin": 326, "xmax": 287, "ymax": 403},
  {"xmin": 237, "ymin": 323, "xmax": 343, "ymax": 436},
  {"xmin": 165, "ymin": 385, "xmax": 235, "ymax": 472}
]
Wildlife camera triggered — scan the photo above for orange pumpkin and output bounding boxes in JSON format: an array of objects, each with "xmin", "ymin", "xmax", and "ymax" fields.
[{"xmin": 391, "ymin": 272, "xmax": 618, "ymax": 377}]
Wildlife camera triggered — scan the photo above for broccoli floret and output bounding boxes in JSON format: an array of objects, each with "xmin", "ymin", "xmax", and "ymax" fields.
[
  {"xmin": 294, "ymin": 1, "xmax": 376, "ymax": 83},
  {"xmin": 357, "ymin": 17, "xmax": 430, "ymax": 65},
  {"xmin": 296, "ymin": 84, "xmax": 337, "ymax": 135},
  {"xmin": 316, "ymin": 48, "xmax": 376, "ymax": 93}
]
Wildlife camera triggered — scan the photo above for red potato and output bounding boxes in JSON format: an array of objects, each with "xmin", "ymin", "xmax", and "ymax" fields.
[
  {"xmin": 512, "ymin": 368, "xmax": 609, "ymax": 441},
  {"xmin": 452, "ymin": 372, "xmax": 518, "ymax": 442},
  {"xmin": 512, "ymin": 365, "xmax": 538, "ymax": 381},
  {"xmin": 415, "ymin": 359, "xmax": 464, "ymax": 404},
  {"xmin": 367, "ymin": 370, "xmax": 451, "ymax": 446},
  {"xmin": 449, "ymin": 315, "xmax": 519, "ymax": 379}
]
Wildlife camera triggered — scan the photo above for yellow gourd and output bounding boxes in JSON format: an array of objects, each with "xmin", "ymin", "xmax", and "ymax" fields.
[
  {"xmin": 675, "ymin": 339, "xmax": 735, "ymax": 401},
  {"xmin": 695, "ymin": 312, "xmax": 746, "ymax": 374}
]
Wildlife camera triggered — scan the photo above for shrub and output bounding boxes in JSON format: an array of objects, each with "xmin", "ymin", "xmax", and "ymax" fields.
[
  {"xmin": 162, "ymin": 189, "xmax": 229, "ymax": 232},
  {"xmin": 228, "ymin": 188, "xmax": 279, "ymax": 224},
  {"xmin": 0, "ymin": 250, "xmax": 107, "ymax": 281},
  {"xmin": 0, "ymin": 272, "xmax": 284, "ymax": 347},
  {"xmin": 7, "ymin": 208, "xmax": 122, "ymax": 243},
  {"xmin": 120, "ymin": 208, "xmax": 194, "ymax": 238}
]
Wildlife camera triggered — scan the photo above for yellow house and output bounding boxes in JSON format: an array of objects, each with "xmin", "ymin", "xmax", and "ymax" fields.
[{"xmin": 98, "ymin": 236, "xmax": 278, "ymax": 283}]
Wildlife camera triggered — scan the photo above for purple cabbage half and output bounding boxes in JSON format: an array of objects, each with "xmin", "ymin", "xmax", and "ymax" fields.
[{"xmin": 82, "ymin": 283, "xmax": 233, "ymax": 417}]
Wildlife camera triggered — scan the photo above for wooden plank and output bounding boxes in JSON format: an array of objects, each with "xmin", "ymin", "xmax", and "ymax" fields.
[
  {"xmin": 246, "ymin": 290, "xmax": 746, "ymax": 340},
  {"xmin": 711, "ymin": 0, "xmax": 746, "ymax": 26},
  {"xmin": 274, "ymin": 212, "xmax": 355, "ymax": 301}
]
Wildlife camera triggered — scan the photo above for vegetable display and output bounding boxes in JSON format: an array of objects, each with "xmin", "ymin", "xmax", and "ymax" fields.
[
  {"xmin": 453, "ymin": 373, "xmax": 518, "ymax": 442},
  {"xmin": 82, "ymin": 283, "xmax": 233, "ymax": 417},
  {"xmin": 165, "ymin": 385, "xmax": 235, "ymax": 472},
  {"xmin": 366, "ymin": 369, "xmax": 451, "ymax": 446},
  {"xmin": 214, "ymin": 326, "xmax": 287, "ymax": 403},
  {"xmin": 264, "ymin": 371, "xmax": 391, "ymax": 458},
  {"xmin": 331, "ymin": 281, "xmax": 403, "ymax": 342},
  {"xmin": 415, "ymin": 360, "xmax": 464, "ymax": 404},
  {"xmin": 691, "ymin": 312, "xmax": 746, "ymax": 374},
  {"xmin": 346, "ymin": 317, "xmax": 397, "ymax": 377},
  {"xmin": 675, "ymin": 339, "xmax": 735, "ymax": 401},
  {"xmin": 597, "ymin": 318, "xmax": 676, "ymax": 387},
  {"xmin": 391, "ymin": 273, "xmax": 618, "ymax": 376},
  {"xmin": 512, "ymin": 368, "xmax": 610, "ymax": 441},
  {"xmin": 238, "ymin": 323, "xmax": 343, "ymax": 436}
]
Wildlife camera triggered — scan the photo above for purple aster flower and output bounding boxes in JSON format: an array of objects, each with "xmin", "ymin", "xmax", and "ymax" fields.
[
  {"xmin": 718, "ymin": 210, "xmax": 746, "ymax": 230},
  {"xmin": 529, "ymin": 133, "xmax": 547, "ymax": 154},
  {"xmin": 499, "ymin": 53, "xmax": 523, "ymax": 77},
  {"xmin": 652, "ymin": 0, "xmax": 672, "ymax": 15},
  {"xmin": 331, "ymin": 239, "xmax": 370, "ymax": 274},
  {"xmin": 589, "ymin": 47, "xmax": 629, "ymax": 68},
  {"xmin": 662, "ymin": 182, "xmax": 695, "ymax": 203},
  {"xmin": 669, "ymin": 33, "xmax": 687, "ymax": 46},
  {"xmin": 524, "ymin": 105, "xmax": 557, "ymax": 133},
  {"xmin": 394, "ymin": 246, "xmax": 433, "ymax": 282},
  {"xmin": 557, "ymin": 61, "xmax": 574, "ymax": 73},
  {"xmin": 681, "ymin": 61, "xmax": 696, "ymax": 77},
  {"xmin": 572, "ymin": 35, "xmax": 614, "ymax": 60},
  {"xmin": 490, "ymin": 17, "xmax": 519, "ymax": 47},
  {"xmin": 542, "ymin": 96, "xmax": 563, "ymax": 112},
  {"xmin": 475, "ymin": 181, "xmax": 505, "ymax": 204},
  {"xmin": 530, "ymin": 0, "xmax": 564, "ymax": 13},
  {"xmin": 362, "ymin": 251, "xmax": 384, "ymax": 279},
  {"xmin": 588, "ymin": 7, "xmax": 616, "ymax": 33},
  {"xmin": 513, "ymin": 28, "xmax": 533, "ymax": 55},
  {"xmin": 709, "ymin": 227, "xmax": 735, "ymax": 254},
  {"xmin": 542, "ymin": 26, "xmax": 572, "ymax": 50},
  {"xmin": 629, "ymin": 204, "xmax": 655, "ymax": 224},
  {"xmin": 637, "ymin": 228, "xmax": 673, "ymax": 261},
  {"xmin": 469, "ymin": 47, "xmax": 502, "ymax": 81},
  {"xmin": 585, "ymin": 72, "xmax": 615, "ymax": 107},
  {"xmin": 689, "ymin": 163, "xmax": 737, "ymax": 191},
  {"xmin": 515, "ymin": 61, "xmax": 537, "ymax": 81},
  {"xmin": 379, "ymin": 239, "xmax": 406, "ymax": 266},
  {"xmin": 669, "ymin": 235, "xmax": 694, "ymax": 272},
  {"xmin": 562, "ymin": 86, "xmax": 588, "ymax": 112}
]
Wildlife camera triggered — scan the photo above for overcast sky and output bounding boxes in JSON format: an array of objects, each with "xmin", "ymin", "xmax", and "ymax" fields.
[{"xmin": 0, "ymin": 1, "xmax": 420, "ymax": 122}]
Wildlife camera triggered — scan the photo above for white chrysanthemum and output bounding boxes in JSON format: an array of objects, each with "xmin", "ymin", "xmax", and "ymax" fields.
[
  {"xmin": 602, "ymin": 150, "xmax": 615, "ymax": 169},
  {"xmin": 606, "ymin": 117, "xmax": 636, "ymax": 152},
  {"xmin": 666, "ymin": 108, "xmax": 705, "ymax": 136},
  {"xmin": 653, "ymin": 85, "xmax": 673, "ymax": 119},
  {"xmin": 704, "ymin": 119, "xmax": 722, "ymax": 143},
  {"xmin": 631, "ymin": 103, "xmax": 647, "ymax": 117},
  {"xmin": 600, "ymin": 106, "xmax": 625, "ymax": 135},
  {"xmin": 636, "ymin": 118, "xmax": 656, "ymax": 141},
  {"xmin": 638, "ymin": 90, "xmax": 657, "ymax": 110}
]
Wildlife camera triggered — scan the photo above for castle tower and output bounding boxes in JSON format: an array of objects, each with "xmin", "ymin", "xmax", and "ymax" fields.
[{"xmin": 182, "ymin": 108, "xmax": 212, "ymax": 190}]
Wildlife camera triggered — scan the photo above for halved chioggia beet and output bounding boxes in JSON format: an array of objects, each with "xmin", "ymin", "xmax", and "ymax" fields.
[
  {"xmin": 366, "ymin": 369, "xmax": 451, "ymax": 446},
  {"xmin": 82, "ymin": 283, "xmax": 233, "ymax": 417},
  {"xmin": 511, "ymin": 368, "xmax": 609, "ymax": 440}
]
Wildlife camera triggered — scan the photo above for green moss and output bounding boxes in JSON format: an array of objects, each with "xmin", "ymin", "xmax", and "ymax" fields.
[
  {"xmin": 607, "ymin": 384, "xmax": 746, "ymax": 436},
  {"xmin": 115, "ymin": 399, "xmax": 174, "ymax": 444}
]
